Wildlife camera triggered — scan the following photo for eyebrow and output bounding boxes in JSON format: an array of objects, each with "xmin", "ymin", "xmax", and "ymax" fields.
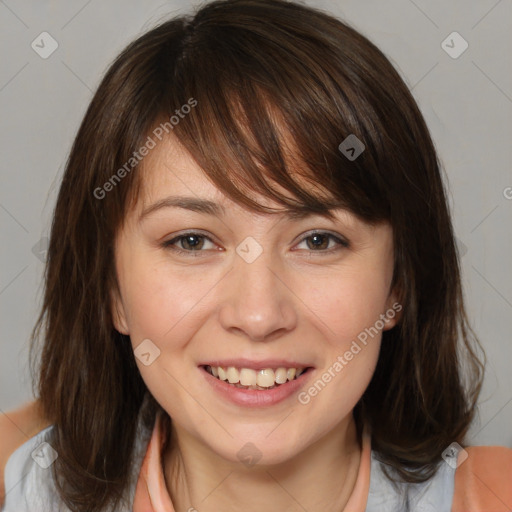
[{"xmin": 138, "ymin": 196, "xmax": 341, "ymax": 222}]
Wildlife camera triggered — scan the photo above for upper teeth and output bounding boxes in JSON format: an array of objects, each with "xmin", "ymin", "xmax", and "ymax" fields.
[{"xmin": 206, "ymin": 366, "xmax": 306, "ymax": 388}]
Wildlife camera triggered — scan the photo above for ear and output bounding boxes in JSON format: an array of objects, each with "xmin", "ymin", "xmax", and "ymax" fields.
[
  {"xmin": 110, "ymin": 287, "xmax": 130, "ymax": 335},
  {"xmin": 382, "ymin": 287, "xmax": 403, "ymax": 331}
]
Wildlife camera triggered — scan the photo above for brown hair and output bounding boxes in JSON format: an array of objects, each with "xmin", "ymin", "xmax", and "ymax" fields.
[{"xmin": 29, "ymin": 0, "xmax": 484, "ymax": 510}]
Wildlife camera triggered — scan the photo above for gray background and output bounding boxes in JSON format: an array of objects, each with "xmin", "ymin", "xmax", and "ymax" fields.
[{"xmin": 0, "ymin": 0, "xmax": 511, "ymax": 447}]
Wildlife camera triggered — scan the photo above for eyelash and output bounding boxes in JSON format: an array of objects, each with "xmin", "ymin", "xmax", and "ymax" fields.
[{"xmin": 161, "ymin": 231, "xmax": 349, "ymax": 257}]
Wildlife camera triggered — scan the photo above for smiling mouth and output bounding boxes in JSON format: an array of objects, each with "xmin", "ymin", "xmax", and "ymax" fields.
[{"xmin": 202, "ymin": 365, "xmax": 312, "ymax": 390}]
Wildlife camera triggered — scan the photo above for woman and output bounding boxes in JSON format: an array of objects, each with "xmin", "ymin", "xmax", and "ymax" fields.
[{"xmin": 1, "ymin": 0, "xmax": 510, "ymax": 511}]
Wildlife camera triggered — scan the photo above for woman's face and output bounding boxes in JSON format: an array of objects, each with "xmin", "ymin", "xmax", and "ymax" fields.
[{"xmin": 112, "ymin": 135, "xmax": 400, "ymax": 465}]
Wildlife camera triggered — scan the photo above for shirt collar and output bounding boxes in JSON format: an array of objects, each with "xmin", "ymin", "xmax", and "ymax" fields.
[{"xmin": 133, "ymin": 410, "xmax": 372, "ymax": 512}]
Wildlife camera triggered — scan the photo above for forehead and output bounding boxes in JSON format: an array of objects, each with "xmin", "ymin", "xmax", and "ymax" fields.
[
  {"xmin": 138, "ymin": 135, "xmax": 223, "ymax": 206},
  {"xmin": 133, "ymin": 133, "xmax": 339, "ymax": 218}
]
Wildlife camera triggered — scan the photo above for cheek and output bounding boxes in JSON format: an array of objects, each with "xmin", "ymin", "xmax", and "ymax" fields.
[
  {"xmin": 120, "ymin": 258, "xmax": 211, "ymax": 342},
  {"xmin": 120, "ymin": 259, "xmax": 209, "ymax": 410},
  {"xmin": 295, "ymin": 265, "xmax": 391, "ymax": 347},
  {"xmin": 297, "ymin": 296, "xmax": 383, "ymax": 425},
  {"xmin": 292, "ymin": 266, "xmax": 387, "ymax": 407}
]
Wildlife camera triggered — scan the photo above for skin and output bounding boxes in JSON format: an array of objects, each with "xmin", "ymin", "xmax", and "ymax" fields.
[{"xmin": 111, "ymin": 134, "xmax": 401, "ymax": 511}]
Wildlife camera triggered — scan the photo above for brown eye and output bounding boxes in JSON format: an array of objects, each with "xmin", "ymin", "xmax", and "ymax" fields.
[
  {"xmin": 295, "ymin": 231, "xmax": 349, "ymax": 254},
  {"xmin": 306, "ymin": 233, "xmax": 330, "ymax": 250},
  {"xmin": 176, "ymin": 234, "xmax": 205, "ymax": 250},
  {"xmin": 162, "ymin": 232, "xmax": 217, "ymax": 256}
]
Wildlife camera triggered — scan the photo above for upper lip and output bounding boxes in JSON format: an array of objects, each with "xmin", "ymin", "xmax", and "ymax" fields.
[{"xmin": 199, "ymin": 359, "xmax": 313, "ymax": 371}]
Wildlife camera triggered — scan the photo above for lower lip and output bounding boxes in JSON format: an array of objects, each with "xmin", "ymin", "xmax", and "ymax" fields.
[{"xmin": 200, "ymin": 366, "xmax": 313, "ymax": 407}]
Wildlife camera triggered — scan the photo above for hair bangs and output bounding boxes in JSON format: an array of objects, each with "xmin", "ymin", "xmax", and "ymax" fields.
[{"xmin": 135, "ymin": 16, "xmax": 392, "ymax": 226}]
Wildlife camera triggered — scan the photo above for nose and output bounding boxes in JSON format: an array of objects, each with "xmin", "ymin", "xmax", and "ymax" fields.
[{"xmin": 217, "ymin": 248, "xmax": 297, "ymax": 342}]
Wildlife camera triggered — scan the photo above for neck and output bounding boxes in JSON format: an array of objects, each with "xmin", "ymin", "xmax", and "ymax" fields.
[{"xmin": 163, "ymin": 415, "xmax": 362, "ymax": 512}]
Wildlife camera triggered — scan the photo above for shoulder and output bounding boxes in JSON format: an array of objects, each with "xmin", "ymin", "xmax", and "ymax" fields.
[
  {"xmin": 0, "ymin": 400, "xmax": 52, "ymax": 508},
  {"xmin": 452, "ymin": 444, "xmax": 512, "ymax": 512},
  {"xmin": 1, "ymin": 398, "xmax": 155, "ymax": 512}
]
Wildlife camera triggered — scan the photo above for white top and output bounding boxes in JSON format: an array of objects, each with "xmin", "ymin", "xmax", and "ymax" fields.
[{"xmin": 2, "ymin": 419, "xmax": 456, "ymax": 511}]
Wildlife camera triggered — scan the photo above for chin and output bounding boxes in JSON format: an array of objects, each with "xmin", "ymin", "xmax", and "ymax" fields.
[{"xmin": 212, "ymin": 432, "xmax": 304, "ymax": 467}]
